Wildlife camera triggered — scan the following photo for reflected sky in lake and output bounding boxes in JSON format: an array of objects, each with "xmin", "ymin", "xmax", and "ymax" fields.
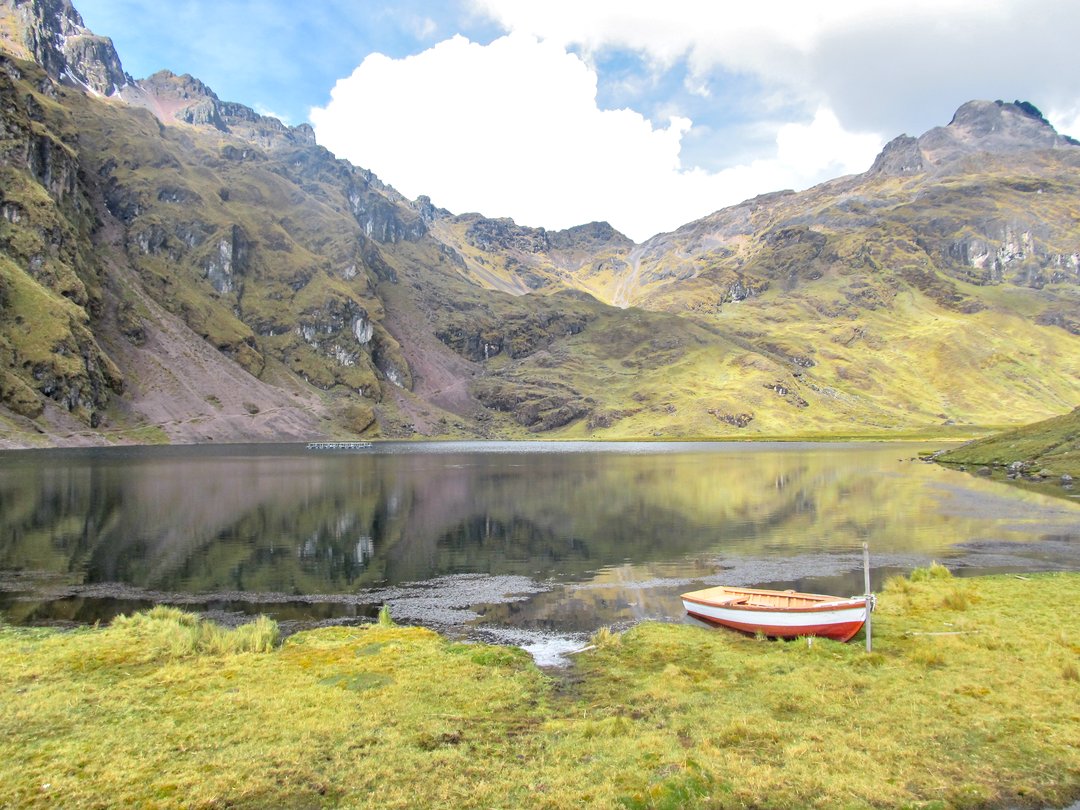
[{"xmin": 1, "ymin": 441, "xmax": 1078, "ymax": 648}]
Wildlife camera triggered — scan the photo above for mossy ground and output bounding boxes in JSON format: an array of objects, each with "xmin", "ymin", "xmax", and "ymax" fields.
[{"xmin": 2, "ymin": 571, "xmax": 1078, "ymax": 808}]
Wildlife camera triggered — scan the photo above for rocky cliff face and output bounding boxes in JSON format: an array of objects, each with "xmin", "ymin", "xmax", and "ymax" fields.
[
  {"xmin": 0, "ymin": 0, "xmax": 128, "ymax": 93},
  {"xmin": 0, "ymin": 52, "xmax": 123, "ymax": 425}
]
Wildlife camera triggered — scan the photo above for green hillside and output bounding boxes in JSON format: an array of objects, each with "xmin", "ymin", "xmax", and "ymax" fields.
[{"xmin": 937, "ymin": 406, "xmax": 1080, "ymax": 476}]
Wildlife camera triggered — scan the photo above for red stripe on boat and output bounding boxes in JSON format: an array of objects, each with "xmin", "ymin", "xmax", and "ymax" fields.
[{"xmin": 685, "ymin": 611, "xmax": 866, "ymax": 642}]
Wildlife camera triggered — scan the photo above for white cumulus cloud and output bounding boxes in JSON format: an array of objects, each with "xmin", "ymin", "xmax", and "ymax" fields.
[
  {"xmin": 1048, "ymin": 107, "xmax": 1080, "ymax": 141},
  {"xmin": 311, "ymin": 34, "xmax": 882, "ymax": 242},
  {"xmin": 469, "ymin": 0, "xmax": 1080, "ymax": 138}
]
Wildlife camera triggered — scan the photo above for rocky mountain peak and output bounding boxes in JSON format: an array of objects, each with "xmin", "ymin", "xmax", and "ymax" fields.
[
  {"xmin": 919, "ymin": 99, "xmax": 1076, "ymax": 166},
  {"xmin": 0, "ymin": 0, "xmax": 129, "ymax": 94},
  {"xmin": 867, "ymin": 134, "xmax": 926, "ymax": 177},
  {"xmin": 0, "ymin": 1, "xmax": 314, "ymax": 152},
  {"xmin": 946, "ymin": 99, "xmax": 1065, "ymax": 143},
  {"xmin": 122, "ymin": 69, "xmax": 226, "ymax": 129},
  {"xmin": 548, "ymin": 221, "xmax": 634, "ymax": 251},
  {"xmin": 112, "ymin": 67, "xmax": 317, "ymax": 151},
  {"xmin": 140, "ymin": 69, "xmax": 218, "ymax": 102},
  {"xmin": 414, "ymin": 195, "xmax": 450, "ymax": 223},
  {"xmin": 868, "ymin": 99, "xmax": 1077, "ymax": 177}
]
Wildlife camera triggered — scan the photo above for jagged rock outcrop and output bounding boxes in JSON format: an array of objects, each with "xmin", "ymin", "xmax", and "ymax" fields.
[
  {"xmin": 466, "ymin": 217, "xmax": 551, "ymax": 254},
  {"xmin": 867, "ymin": 135, "xmax": 926, "ymax": 176},
  {"xmin": 428, "ymin": 212, "xmax": 635, "ymax": 297},
  {"xmin": 0, "ymin": 0, "xmax": 129, "ymax": 94},
  {"xmin": 463, "ymin": 217, "xmax": 633, "ymax": 259},
  {"xmin": 472, "ymin": 376, "xmax": 592, "ymax": 431},
  {"xmin": 346, "ymin": 177, "xmax": 426, "ymax": 244},
  {"xmin": 433, "ymin": 291, "xmax": 591, "ymax": 362},
  {"xmin": 203, "ymin": 225, "xmax": 249, "ymax": 294},
  {"xmin": 414, "ymin": 195, "xmax": 449, "ymax": 223},
  {"xmin": 548, "ymin": 221, "xmax": 634, "ymax": 252},
  {"xmin": 121, "ymin": 69, "xmax": 316, "ymax": 152}
]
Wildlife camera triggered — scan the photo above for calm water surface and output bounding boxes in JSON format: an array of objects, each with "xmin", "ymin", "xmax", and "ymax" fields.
[{"xmin": 2, "ymin": 442, "xmax": 1078, "ymax": 662}]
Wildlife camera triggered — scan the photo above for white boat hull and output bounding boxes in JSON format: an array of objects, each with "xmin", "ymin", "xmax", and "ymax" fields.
[{"xmin": 682, "ymin": 587, "xmax": 870, "ymax": 642}]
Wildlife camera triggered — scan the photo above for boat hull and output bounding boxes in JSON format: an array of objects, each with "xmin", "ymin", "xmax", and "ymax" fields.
[{"xmin": 681, "ymin": 587, "xmax": 869, "ymax": 642}]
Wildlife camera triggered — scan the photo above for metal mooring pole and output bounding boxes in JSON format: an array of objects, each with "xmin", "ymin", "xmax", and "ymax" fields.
[{"xmin": 862, "ymin": 542, "xmax": 873, "ymax": 653}]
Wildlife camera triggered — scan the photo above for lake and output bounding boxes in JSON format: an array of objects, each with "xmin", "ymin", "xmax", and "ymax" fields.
[{"xmin": 1, "ymin": 441, "xmax": 1078, "ymax": 663}]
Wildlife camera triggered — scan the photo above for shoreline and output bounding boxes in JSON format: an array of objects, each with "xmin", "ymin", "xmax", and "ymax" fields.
[
  {"xmin": 0, "ymin": 432, "xmax": 976, "ymax": 454},
  {"xmin": 7, "ymin": 539, "xmax": 1080, "ymax": 663},
  {"xmin": 0, "ymin": 421, "xmax": 998, "ymax": 452}
]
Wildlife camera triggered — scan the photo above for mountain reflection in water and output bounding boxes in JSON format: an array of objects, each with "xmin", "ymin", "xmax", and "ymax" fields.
[{"xmin": 1, "ymin": 442, "xmax": 1078, "ymax": 641}]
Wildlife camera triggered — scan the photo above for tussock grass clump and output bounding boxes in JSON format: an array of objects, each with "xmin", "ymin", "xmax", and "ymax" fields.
[
  {"xmin": 590, "ymin": 625, "xmax": 622, "ymax": 648},
  {"xmin": 225, "ymin": 615, "xmax": 280, "ymax": 653},
  {"xmin": 1, "ymin": 575, "xmax": 1079, "ymax": 808},
  {"xmin": 888, "ymin": 562, "xmax": 954, "ymax": 599},
  {"xmin": 940, "ymin": 586, "xmax": 978, "ymax": 611},
  {"xmin": 909, "ymin": 560, "xmax": 954, "ymax": 581},
  {"xmin": 883, "ymin": 573, "xmax": 915, "ymax": 594},
  {"xmin": 111, "ymin": 606, "xmax": 280, "ymax": 656}
]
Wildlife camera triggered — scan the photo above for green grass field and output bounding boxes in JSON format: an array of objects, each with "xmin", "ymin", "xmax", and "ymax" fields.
[{"xmin": 2, "ymin": 569, "xmax": 1079, "ymax": 808}]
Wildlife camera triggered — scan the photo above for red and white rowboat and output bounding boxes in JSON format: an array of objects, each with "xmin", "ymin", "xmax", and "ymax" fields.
[{"xmin": 681, "ymin": 585, "xmax": 872, "ymax": 642}]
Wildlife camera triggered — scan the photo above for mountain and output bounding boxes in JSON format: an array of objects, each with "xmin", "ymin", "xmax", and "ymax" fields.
[
  {"xmin": 588, "ymin": 100, "xmax": 1080, "ymax": 432},
  {"xmin": 1, "ymin": 0, "xmax": 1078, "ymax": 447}
]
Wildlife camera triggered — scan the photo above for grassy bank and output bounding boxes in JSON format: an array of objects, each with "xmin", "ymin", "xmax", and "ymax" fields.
[
  {"xmin": 2, "ymin": 571, "xmax": 1079, "ymax": 808},
  {"xmin": 937, "ymin": 406, "xmax": 1080, "ymax": 477}
]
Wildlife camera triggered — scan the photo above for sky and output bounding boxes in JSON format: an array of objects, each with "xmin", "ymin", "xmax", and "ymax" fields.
[{"xmin": 76, "ymin": 0, "xmax": 1080, "ymax": 243}]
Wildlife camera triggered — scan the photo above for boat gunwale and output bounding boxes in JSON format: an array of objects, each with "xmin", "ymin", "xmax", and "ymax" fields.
[{"xmin": 681, "ymin": 586, "xmax": 867, "ymax": 614}]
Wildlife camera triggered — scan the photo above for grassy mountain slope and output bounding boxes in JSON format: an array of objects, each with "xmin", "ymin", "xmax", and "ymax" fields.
[
  {"xmin": 1, "ymin": 0, "xmax": 1079, "ymax": 446},
  {"xmin": 597, "ymin": 103, "xmax": 1080, "ymax": 433}
]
